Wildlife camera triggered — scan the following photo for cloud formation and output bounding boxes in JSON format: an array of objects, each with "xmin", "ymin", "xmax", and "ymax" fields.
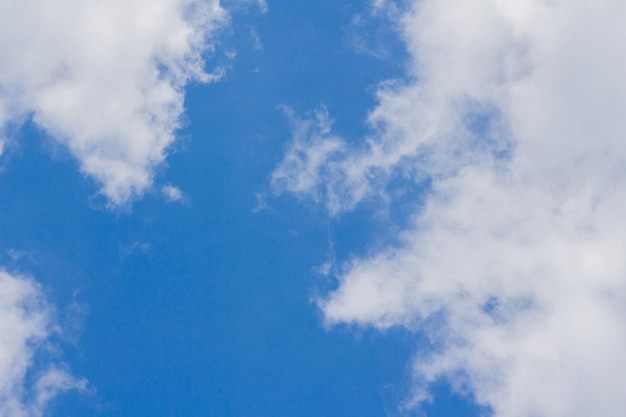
[
  {"xmin": 0, "ymin": 0, "xmax": 226, "ymax": 206},
  {"xmin": 0, "ymin": 270, "xmax": 85, "ymax": 417},
  {"xmin": 161, "ymin": 184, "xmax": 186, "ymax": 203},
  {"xmin": 275, "ymin": 0, "xmax": 626, "ymax": 416}
]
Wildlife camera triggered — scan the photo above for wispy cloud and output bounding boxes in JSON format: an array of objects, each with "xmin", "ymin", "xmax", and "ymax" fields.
[
  {"xmin": 274, "ymin": 0, "xmax": 626, "ymax": 415},
  {"xmin": 272, "ymin": 107, "xmax": 365, "ymax": 214},
  {"xmin": 0, "ymin": 0, "xmax": 227, "ymax": 207},
  {"xmin": 250, "ymin": 27, "xmax": 263, "ymax": 51},
  {"xmin": 161, "ymin": 184, "xmax": 187, "ymax": 204},
  {"xmin": 0, "ymin": 270, "xmax": 86, "ymax": 417}
]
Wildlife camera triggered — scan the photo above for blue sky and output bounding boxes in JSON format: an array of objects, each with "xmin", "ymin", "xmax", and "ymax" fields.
[{"xmin": 2, "ymin": 1, "xmax": 626, "ymax": 417}]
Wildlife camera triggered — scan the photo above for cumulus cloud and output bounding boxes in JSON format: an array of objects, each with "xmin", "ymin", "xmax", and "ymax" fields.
[
  {"xmin": 275, "ymin": 0, "xmax": 626, "ymax": 416},
  {"xmin": 0, "ymin": 0, "xmax": 227, "ymax": 206},
  {"xmin": 0, "ymin": 270, "xmax": 86, "ymax": 417}
]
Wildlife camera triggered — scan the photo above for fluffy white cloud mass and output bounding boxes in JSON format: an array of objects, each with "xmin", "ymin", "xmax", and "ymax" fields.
[
  {"xmin": 0, "ymin": 270, "xmax": 85, "ymax": 417},
  {"xmin": 275, "ymin": 0, "xmax": 626, "ymax": 416},
  {"xmin": 0, "ymin": 0, "xmax": 226, "ymax": 206}
]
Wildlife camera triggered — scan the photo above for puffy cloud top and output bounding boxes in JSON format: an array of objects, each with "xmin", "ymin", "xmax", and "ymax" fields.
[
  {"xmin": 275, "ymin": 0, "xmax": 626, "ymax": 416},
  {"xmin": 0, "ymin": 0, "xmax": 226, "ymax": 206},
  {"xmin": 0, "ymin": 270, "xmax": 85, "ymax": 417}
]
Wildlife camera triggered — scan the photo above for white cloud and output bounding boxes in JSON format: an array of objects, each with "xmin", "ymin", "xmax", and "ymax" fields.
[
  {"xmin": 0, "ymin": 270, "xmax": 85, "ymax": 417},
  {"xmin": 161, "ymin": 184, "xmax": 186, "ymax": 203},
  {"xmin": 0, "ymin": 0, "xmax": 227, "ymax": 207},
  {"xmin": 275, "ymin": 0, "xmax": 626, "ymax": 416},
  {"xmin": 272, "ymin": 108, "xmax": 344, "ymax": 206}
]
